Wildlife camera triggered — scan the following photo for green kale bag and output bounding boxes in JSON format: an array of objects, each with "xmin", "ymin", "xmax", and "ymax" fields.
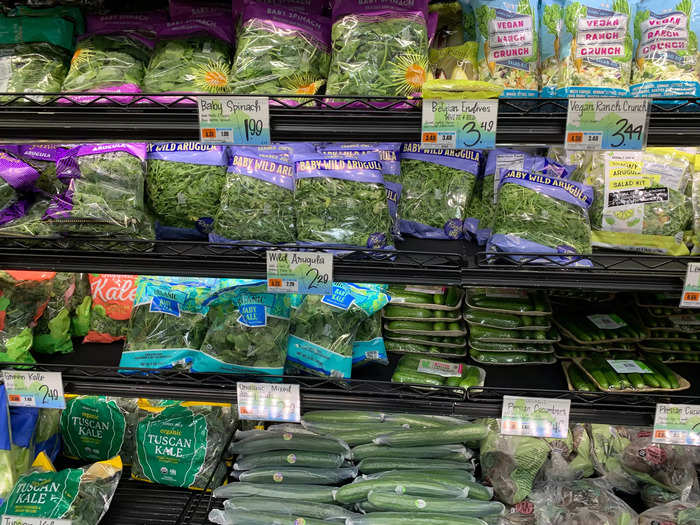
[
  {"xmin": 33, "ymin": 272, "xmax": 76, "ymax": 354},
  {"xmin": 146, "ymin": 143, "xmax": 227, "ymax": 228},
  {"xmin": 287, "ymin": 283, "xmax": 390, "ymax": 378},
  {"xmin": 197, "ymin": 280, "xmax": 291, "ymax": 375},
  {"xmin": 0, "ymin": 452, "xmax": 123, "ymax": 525},
  {"xmin": 120, "ymin": 276, "xmax": 211, "ymax": 371},
  {"xmin": 132, "ymin": 400, "xmax": 230, "ymax": 490}
]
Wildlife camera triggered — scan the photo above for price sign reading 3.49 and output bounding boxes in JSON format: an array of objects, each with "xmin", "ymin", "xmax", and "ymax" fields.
[
  {"xmin": 565, "ymin": 98, "xmax": 650, "ymax": 151},
  {"xmin": 422, "ymin": 99, "xmax": 498, "ymax": 150}
]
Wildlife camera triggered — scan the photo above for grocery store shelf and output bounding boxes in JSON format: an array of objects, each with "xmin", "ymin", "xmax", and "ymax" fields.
[{"xmin": 1, "ymin": 93, "xmax": 700, "ymax": 144}]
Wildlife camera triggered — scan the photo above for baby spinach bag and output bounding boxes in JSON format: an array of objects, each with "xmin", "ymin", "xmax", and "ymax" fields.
[{"xmin": 146, "ymin": 143, "xmax": 227, "ymax": 228}]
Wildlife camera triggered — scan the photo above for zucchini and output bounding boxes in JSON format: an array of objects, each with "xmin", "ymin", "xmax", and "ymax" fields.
[
  {"xmin": 236, "ymin": 467, "xmax": 357, "ymax": 485},
  {"xmin": 221, "ymin": 497, "xmax": 358, "ymax": 520},
  {"xmin": 234, "ymin": 451, "xmax": 345, "ymax": 470},
  {"xmin": 357, "ymin": 458, "xmax": 474, "ymax": 474},
  {"xmin": 349, "ymin": 513, "xmax": 488, "ymax": 525},
  {"xmin": 335, "ymin": 479, "xmax": 467, "ymax": 504},
  {"xmin": 209, "ymin": 510, "xmax": 329, "ymax": 525},
  {"xmin": 374, "ymin": 424, "xmax": 488, "ymax": 446},
  {"xmin": 212, "ymin": 483, "xmax": 337, "ymax": 503},
  {"xmin": 351, "ymin": 444, "xmax": 471, "ymax": 461},
  {"xmin": 366, "ymin": 493, "xmax": 503, "ymax": 516}
]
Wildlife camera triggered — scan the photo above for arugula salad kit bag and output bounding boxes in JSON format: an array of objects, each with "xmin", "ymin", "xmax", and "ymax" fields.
[
  {"xmin": 17, "ymin": 145, "xmax": 72, "ymax": 196},
  {"xmin": 120, "ymin": 276, "xmax": 211, "ymax": 371},
  {"xmin": 294, "ymin": 153, "xmax": 392, "ymax": 248},
  {"xmin": 325, "ymin": 0, "xmax": 431, "ymax": 103},
  {"xmin": 215, "ymin": 145, "xmax": 295, "ymax": 243},
  {"xmin": 287, "ymin": 282, "xmax": 390, "ymax": 379},
  {"xmin": 146, "ymin": 142, "xmax": 227, "ymax": 229},
  {"xmin": 229, "ymin": 3, "xmax": 331, "ymax": 98},
  {"xmin": 0, "ymin": 452, "xmax": 122, "ymax": 525},
  {"xmin": 84, "ymin": 273, "xmax": 138, "ymax": 344},
  {"xmin": 398, "ymin": 144, "xmax": 481, "ymax": 240},
  {"xmin": 197, "ymin": 280, "xmax": 292, "ymax": 375}
]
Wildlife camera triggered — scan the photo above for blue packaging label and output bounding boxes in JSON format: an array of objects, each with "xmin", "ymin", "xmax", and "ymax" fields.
[
  {"xmin": 150, "ymin": 296, "xmax": 181, "ymax": 316},
  {"xmin": 239, "ymin": 304, "xmax": 266, "ymax": 327},
  {"xmin": 321, "ymin": 284, "xmax": 355, "ymax": 310},
  {"xmin": 352, "ymin": 337, "xmax": 387, "ymax": 366},
  {"xmin": 191, "ymin": 352, "xmax": 283, "ymax": 377},
  {"xmin": 287, "ymin": 335, "xmax": 352, "ymax": 378},
  {"xmin": 119, "ymin": 349, "xmax": 196, "ymax": 371}
]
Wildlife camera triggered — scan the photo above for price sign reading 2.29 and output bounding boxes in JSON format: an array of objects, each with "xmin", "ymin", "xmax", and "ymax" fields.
[{"xmin": 565, "ymin": 98, "xmax": 650, "ymax": 151}]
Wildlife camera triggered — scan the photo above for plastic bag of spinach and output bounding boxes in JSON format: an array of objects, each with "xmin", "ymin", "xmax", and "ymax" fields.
[
  {"xmin": 287, "ymin": 283, "xmax": 390, "ymax": 378},
  {"xmin": 132, "ymin": 399, "xmax": 230, "ymax": 490},
  {"xmin": 146, "ymin": 143, "xmax": 227, "ymax": 228},
  {"xmin": 197, "ymin": 280, "xmax": 291, "ymax": 375},
  {"xmin": 17, "ymin": 145, "xmax": 72, "ymax": 196},
  {"xmin": 143, "ymin": 16, "xmax": 233, "ymax": 97},
  {"xmin": 0, "ymin": 452, "xmax": 122, "ymax": 525},
  {"xmin": 229, "ymin": 4, "xmax": 331, "ymax": 98},
  {"xmin": 326, "ymin": 0, "xmax": 430, "ymax": 101},
  {"xmin": 46, "ymin": 143, "xmax": 149, "ymax": 237},
  {"xmin": 294, "ymin": 153, "xmax": 392, "ymax": 248},
  {"xmin": 352, "ymin": 312, "xmax": 388, "ymax": 367},
  {"xmin": 398, "ymin": 144, "xmax": 481, "ymax": 239},
  {"xmin": 487, "ymin": 169, "xmax": 594, "ymax": 266},
  {"xmin": 120, "ymin": 276, "xmax": 211, "ymax": 371},
  {"xmin": 215, "ymin": 145, "xmax": 295, "ymax": 242},
  {"xmin": 32, "ymin": 272, "xmax": 76, "ymax": 354}
]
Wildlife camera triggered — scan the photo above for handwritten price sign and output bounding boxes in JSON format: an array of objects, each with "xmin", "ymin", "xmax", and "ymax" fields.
[
  {"xmin": 267, "ymin": 250, "xmax": 333, "ymax": 295},
  {"xmin": 2, "ymin": 370, "xmax": 65, "ymax": 409}
]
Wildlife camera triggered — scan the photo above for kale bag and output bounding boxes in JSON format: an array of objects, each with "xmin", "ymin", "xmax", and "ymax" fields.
[
  {"xmin": 197, "ymin": 280, "xmax": 292, "ymax": 375},
  {"xmin": 33, "ymin": 272, "xmax": 76, "ymax": 354},
  {"xmin": 84, "ymin": 273, "xmax": 138, "ymax": 344},
  {"xmin": 294, "ymin": 153, "xmax": 392, "ymax": 248},
  {"xmin": 229, "ymin": 3, "xmax": 331, "ymax": 97},
  {"xmin": 146, "ymin": 143, "xmax": 227, "ymax": 228},
  {"xmin": 398, "ymin": 144, "xmax": 481, "ymax": 240},
  {"xmin": 215, "ymin": 145, "xmax": 295, "ymax": 242}
]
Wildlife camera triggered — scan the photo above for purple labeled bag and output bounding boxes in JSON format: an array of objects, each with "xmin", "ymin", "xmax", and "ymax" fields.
[
  {"xmin": 170, "ymin": 0, "xmax": 232, "ymax": 20},
  {"xmin": 0, "ymin": 152, "xmax": 39, "ymax": 227},
  {"xmin": 232, "ymin": 0, "xmax": 325, "ymax": 15},
  {"xmin": 316, "ymin": 143, "xmax": 402, "ymax": 178},
  {"xmin": 18, "ymin": 145, "xmax": 72, "ymax": 196}
]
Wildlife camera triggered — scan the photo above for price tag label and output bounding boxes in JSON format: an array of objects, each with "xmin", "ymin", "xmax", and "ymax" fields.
[
  {"xmin": 421, "ymin": 99, "xmax": 498, "ymax": 150},
  {"xmin": 198, "ymin": 96, "xmax": 270, "ymax": 145},
  {"xmin": 680, "ymin": 262, "xmax": 700, "ymax": 308},
  {"xmin": 237, "ymin": 382, "xmax": 300, "ymax": 423},
  {"xmin": 565, "ymin": 98, "xmax": 650, "ymax": 150},
  {"xmin": 267, "ymin": 250, "xmax": 332, "ymax": 295},
  {"xmin": 417, "ymin": 359, "xmax": 463, "ymax": 378},
  {"xmin": 2, "ymin": 517, "xmax": 72, "ymax": 525},
  {"xmin": 501, "ymin": 396, "xmax": 570, "ymax": 439},
  {"xmin": 2, "ymin": 370, "xmax": 65, "ymax": 409},
  {"xmin": 606, "ymin": 359, "xmax": 653, "ymax": 374},
  {"xmin": 587, "ymin": 313, "xmax": 627, "ymax": 330},
  {"xmin": 653, "ymin": 404, "xmax": 700, "ymax": 446}
]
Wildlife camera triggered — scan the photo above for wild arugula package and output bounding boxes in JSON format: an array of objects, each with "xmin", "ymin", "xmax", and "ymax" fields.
[
  {"xmin": 143, "ymin": 16, "xmax": 234, "ymax": 98},
  {"xmin": 132, "ymin": 400, "xmax": 229, "ymax": 490},
  {"xmin": 197, "ymin": 280, "xmax": 291, "ymax": 375},
  {"xmin": 46, "ymin": 143, "xmax": 150, "ymax": 237},
  {"xmin": 215, "ymin": 145, "xmax": 295, "ymax": 242},
  {"xmin": 32, "ymin": 272, "xmax": 77, "ymax": 354},
  {"xmin": 120, "ymin": 276, "xmax": 211, "ymax": 370},
  {"xmin": 0, "ymin": 196, "xmax": 53, "ymax": 238},
  {"xmin": 630, "ymin": 0, "xmax": 699, "ymax": 97},
  {"xmin": 474, "ymin": 0, "xmax": 539, "ymax": 97},
  {"xmin": 287, "ymin": 282, "xmax": 390, "ymax": 378},
  {"xmin": 487, "ymin": 169, "xmax": 594, "ymax": 265},
  {"xmin": 0, "ymin": 151, "xmax": 40, "ymax": 226},
  {"xmin": 294, "ymin": 153, "xmax": 392, "ymax": 248},
  {"xmin": 325, "ymin": 0, "xmax": 430, "ymax": 102},
  {"xmin": 0, "ymin": 452, "xmax": 122, "ymax": 525},
  {"xmin": 316, "ymin": 143, "xmax": 402, "ymax": 180},
  {"xmin": 0, "ymin": 15, "xmax": 74, "ymax": 100},
  {"xmin": 146, "ymin": 143, "xmax": 227, "ymax": 228},
  {"xmin": 17, "ymin": 145, "xmax": 72, "ymax": 196},
  {"xmin": 398, "ymin": 144, "xmax": 481, "ymax": 239},
  {"xmin": 229, "ymin": 3, "xmax": 331, "ymax": 97},
  {"xmin": 84, "ymin": 273, "xmax": 138, "ymax": 344}
]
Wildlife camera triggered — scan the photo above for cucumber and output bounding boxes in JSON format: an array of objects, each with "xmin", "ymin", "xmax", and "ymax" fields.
[
  {"xmin": 303, "ymin": 421, "xmax": 406, "ymax": 435},
  {"xmin": 568, "ymin": 365, "xmax": 594, "ymax": 392},
  {"xmin": 212, "ymin": 483, "xmax": 337, "ymax": 502},
  {"xmin": 366, "ymin": 493, "xmax": 503, "ymax": 516},
  {"xmin": 221, "ymin": 497, "xmax": 358, "ymax": 520},
  {"xmin": 351, "ymin": 444, "xmax": 471, "ymax": 461},
  {"xmin": 434, "ymin": 322, "xmax": 447, "ymax": 331},
  {"xmin": 336, "ymin": 479, "xmax": 467, "ymax": 504},
  {"xmin": 374, "ymin": 424, "xmax": 488, "ymax": 446},
  {"xmin": 389, "ymin": 290, "xmax": 435, "ymax": 304},
  {"xmin": 369, "ymin": 469, "xmax": 476, "ymax": 485},
  {"xmin": 348, "ymin": 513, "xmax": 488, "ymax": 525},
  {"xmin": 434, "ymin": 310, "xmax": 447, "ymax": 319},
  {"xmin": 236, "ymin": 467, "xmax": 357, "ymax": 485},
  {"xmin": 465, "ymin": 310, "xmax": 521, "ymax": 329},
  {"xmin": 433, "ymin": 294, "xmax": 445, "ymax": 305},
  {"xmin": 625, "ymin": 373, "xmax": 645, "ymax": 389},
  {"xmin": 445, "ymin": 287, "xmax": 459, "ymax": 307},
  {"xmin": 448, "ymin": 322, "xmax": 462, "ymax": 331},
  {"xmin": 645, "ymin": 358, "xmax": 680, "ymax": 389},
  {"xmin": 232, "ymin": 433, "xmax": 351, "ymax": 457},
  {"xmin": 460, "ymin": 367, "xmax": 483, "ymax": 389},
  {"xmin": 234, "ymin": 451, "xmax": 345, "ymax": 470},
  {"xmin": 382, "ymin": 414, "xmax": 470, "ymax": 428},
  {"xmin": 388, "ymin": 320, "xmax": 434, "ymax": 331},
  {"xmin": 357, "ymin": 458, "xmax": 474, "ymax": 474},
  {"xmin": 580, "ymin": 359, "xmax": 609, "ymax": 389},
  {"xmin": 392, "ymin": 370, "xmax": 445, "ymax": 386},
  {"xmin": 209, "ymin": 510, "xmax": 330, "ymax": 525},
  {"xmin": 303, "ymin": 411, "xmax": 385, "ymax": 424},
  {"xmin": 642, "ymin": 372, "xmax": 661, "ymax": 388},
  {"xmin": 385, "ymin": 306, "xmax": 436, "ymax": 319}
]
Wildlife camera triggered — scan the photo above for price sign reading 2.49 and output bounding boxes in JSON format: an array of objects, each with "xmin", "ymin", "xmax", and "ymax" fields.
[
  {"xmin": 565, "ymin": 98, "xmax": 650, "ymax": 151},
  {"xmin": 2, "ymin": 370, "xmax": 65, "ymax": 409},
  {"xmin": 198, "ymin": 96, "xmax": 271, "ymax": 145},
  {"xmin": 421, "ymin": 99, "xmax": 498, "ymax": 150}
]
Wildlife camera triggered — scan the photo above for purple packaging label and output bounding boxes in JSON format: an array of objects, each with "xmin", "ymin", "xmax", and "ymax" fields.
[
  {"xmin": 59, "ymin": 84, "xmax": 143, "ymax": 106},
  {"xmin": 0, "ymin": 151, "xmax": 40, "ymax": 191},
  {"xmin": 170, "ymin": 0, "xmax": 231, "ymax": 20},
  {"xmin": 295, "ymin": 153, "xmax": 385, "ymax": 184},
  {"xmin": 427, "ymin": 9, "xmax": 438, "ymax": 43},
  {"xmin": 401, "ymin": 144, "xmax": 481, "ymax": 174},
  {"xmin": 333, "ymin": 0, "xmax": 429, "ymax": 19},
  {"xmin": 487, "ymin": 233, "xmax": 593, "ymax": 267},
  {"xmin": 243, "ymin": 3, "xmax": 331, "ymax": 45},
  {"xmin": 318, "ymin": 143, "xmax": 401, "ymax": 176},
  {"xmin": 86, "ymin": 11, "xmax": 168, "ymax": 36},
  {"xmin": 233, "ymin": 0, "xmax": 325, "ymax": 15},
  {"xmin": 384, "ymin": 180, "xmax": 401, "ymax": 224},
  {"xmin": 0, "ymin": 198, "xmax": 31, "ymax": 227},
  {"xmin": 228, "ymin": 149, "xmax": 295, "ymax": 191},
  {"xmin": 157, "ymin": 16, "xmax": 235, "ymax": 43},
  {"xmin": 399, "ymin": 219, "xmax": 463, "ymax": 240},
  {"xmin": 0, "ymin": 145, "xmax": 21, "ymax": 157},
  {"xmin": 19, "ymin": 145, "xmax": 69, "ymax": 164},
  {"xmin": 57, "ymin": 143, "xmax": 146, "ymax": 182},
  {"xmin": 44, "ymin": 187, "xmax": 75, "ymax": 220},
  {"xmin": 499, "ymin": 171, "xmax": 594, "ymax": 210},
  {"xmin": 147, "ymin": 143, "xmax": 228, "ymax": 166}
]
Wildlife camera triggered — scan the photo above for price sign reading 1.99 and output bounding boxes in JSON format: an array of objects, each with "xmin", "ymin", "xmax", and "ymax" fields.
[{"xmin": 565, "ymin": 98, "xmax": 650, "ymax": 151}]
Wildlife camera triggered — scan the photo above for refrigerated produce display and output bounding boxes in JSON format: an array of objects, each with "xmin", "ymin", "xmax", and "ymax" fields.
[{"xmin": 2, "ymin": 0, "xmax": 700, "ymax": 524}]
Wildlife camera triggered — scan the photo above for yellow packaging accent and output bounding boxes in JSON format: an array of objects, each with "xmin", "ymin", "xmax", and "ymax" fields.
[
  {"xmin": 422, "ymin": 79, "xmax": 503, "ymax": 99},
  {"xmin": 592, "ymin": 230, "xmax": 690, "ymax": 256},
  {"xmin": 31, "ymin": 451, "xmax": 56, "ymax": 472}
]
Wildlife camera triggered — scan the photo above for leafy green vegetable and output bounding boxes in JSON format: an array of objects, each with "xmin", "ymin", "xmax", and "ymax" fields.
[
  {"xmin": 18, "ymin": 145, "xmax": 71, "ymax": 196},
  {"xmin": 33, "ymin": 272, "xmax": 75, "ymax": 354},
  {"xmin": 0, "ymin": 43, "xmax": 70, "ymax": 100},
  {"xmin": 0, "ymin": 198, "xmax": 54, "ymax": 238}
]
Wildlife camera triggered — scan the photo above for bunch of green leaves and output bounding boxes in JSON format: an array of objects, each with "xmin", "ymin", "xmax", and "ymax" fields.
[
  {"xmin": 464, "ymin": 176, "xmax": 485, "ymax": 227},
  {"xmin": 61, "ymin": 34, "xmax": 151, "ymax": 93},
  {"xmin": 19, "ymin": 147, "xmax": 72, "ymax": 196},
  {"xmin": 33, "ymin": 272, "xmax": 75, "ymax": 354},
  {"xmin": 146, "ymin": 159, "xmax": 225, "ymax": 228},
  {"xmin": 295, "ymin": 177, "xmax": 391, "ymax": 246},
  {"xmin": 88, "ymin": 304, "xmax": 129, "ymax": 340},
  {"xmin": 355, "ymin": 312, "xmax": 382, "ymax": 343},
  {"xmin": 0, "ymin": 43, "xmax": 70, "ymax": 100},
  {"xmin": 0, "ymin": 198, "xmax": 54, "ymax": 238},
  {"xmin": 0, "ymin": 176, "xmax": 18, "ymax": 212},
  {"xmin": 491, "ymin": 182, "xmax": 592, "ymax": 254},
  {"xmin": 326, "ymin": 13, "xmax": 429, "ymax": 97},
  {"xmin": 69, "ymin": 273, "xmax": 91, "ymax": 337},
  {"xmin": 398, "ymin": 158, "xmax": 477, "ymax": 229},
  {"xmin": 230, "ymin": 18, "xmax": 330, "ymax": 95}
]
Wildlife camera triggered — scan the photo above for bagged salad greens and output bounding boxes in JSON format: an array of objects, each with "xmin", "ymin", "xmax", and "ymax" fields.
[
  {"xmin": 474, "ymin": 0, "xmax": 539, "ymax": 97},
  {"xmin": 32, "ymin": 272, "xmax": 76, "ymax": 354},
  {"xmin": 325, "ymin": 0, "xmax": 430, "ymax": 101},
  {"xmin": 0, "ymin": 196, "xmax": 53, "ymax": 238},
  {"xmin": 0, "ymin": 452, "xmax": 122, "ymax": 525},
  {"xmin": 287, "ymin": 283, "xmax": 390, "ymax": 378},
  {"xmin": 215, "ymin": 145, "xmax": 295, "ymax": 242},
  {"xmin": 34, "ymin": 408, "xmax": 61, "ymax": 464},
  {"xmin": 143, "ymin": 16, "xmax": 233, "ymax": 97},
  {"xmin": 84, "ymin": 273, "xmax": 138, "ymax": 344},
  {"xmin": 146, "ymin": 142, "xmax": 227, "ymax": 228},
  {"xmin": 540, "ymin": 0, "xmax": 563, "ymax": 95},
  {"xmin": 132, "ymin": 400, "xmax": 230, "ymax": 490},
  {"xmin": 0, "ymin": 151, "xmax": 40, "ymax": 221},
  {"xmin": 120, "ymin": 276, "xmax": 211, "ymax": 370},
  {"xmin": 170, "ymin": 0, "xmax": 232, "ymax": 19},
  {"xmin": 428, "ymin": 2, "xmax": 479, "ymax": 82},
  {"xmin": 197, "ymin": 279, "xmax": 292, "ymax": 375},
  {"xmin": 17, "ymin": 145, "xmax": 72, "ymax": 196},
  {"xmin": 639, "ymin": 501, "xmax": 700, "ymax": 525},
  {"xmin": 46, "ymin": 143, "xmax": 150, "ymax": 237},
  {"xmin": 398, "ymin": 144, "xmax": 481, "ymax": 239},
  {"xmin": 10, "ymin": 407, "xmax": 42, "ymax": 480},
  {"xmin": 631, "ymin": 0, "xmax": 699, "ymax": 97},
  {"xmin": 294, "ymin": 153, "xmax": 392, "ymax": 248},
  {"xmin": 546, "ymin": 146, "xmax": 593, "ymax": 183},
  {"xmin": 588, "ymin": 423, "xmax": 639, "ymax": 493},
  {"xmin": 352, "ymin": 312, "xmax": 388, "ymax": 367},
  {"xmin": 229, "ymin": 3, "xmax": 331, "ymax": 97}
]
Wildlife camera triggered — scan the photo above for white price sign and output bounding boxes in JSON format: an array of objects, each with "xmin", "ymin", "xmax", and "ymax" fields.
[
  {"xmin": 653, "ymin": 403, "xmax": 700, "ymax": 446},
  {"xmin": 2, "ymin": 370, "xmax": 65, "ymax": 409},
  {"xmin": 198, "ymin": 96, "xmax": 270, "ymax": 145},
  {"xmin": 237, "ymin": 382, "xmax": 300, "ymax": 423},
  {"xmin": 267, "ymin": 250, "xmax": 332, "ymax": 295},
  {"xmin": 421, "ymin": 99, "xmax": 498, "ymax": 149},
  {"xmin": 501, "ymin": 396, "xmax": 570, "ymax": 439},
  {"xmin": 680, "ymin": 262, "xmax": 700, "ymax": 308},
  {"xmin": 2, "ymin": 517, "xmax": 71, "ymax": 525},
  {"xmin": 606, "ymin": 360, "xmax": 653, "ymax": 374},
  {"xmin": 565, "ymin": 98, "xmax": 650, "ymax": 150}
]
